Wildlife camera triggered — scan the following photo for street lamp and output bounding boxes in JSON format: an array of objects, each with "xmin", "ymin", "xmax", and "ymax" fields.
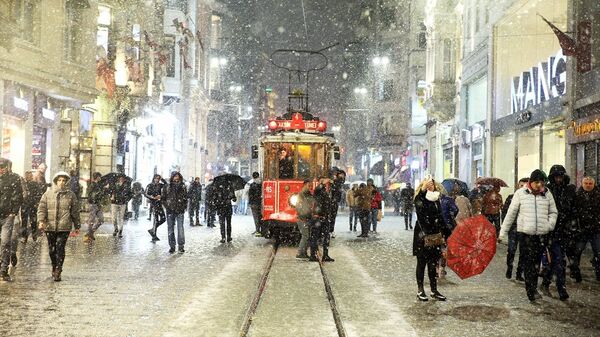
[
  {"xmin": 354, "ymin": 87, "xmax": 368, "ymax": 95},
  {"xmin": 372, "ymin": 56, "xmax": 389, "ymax": 66}
]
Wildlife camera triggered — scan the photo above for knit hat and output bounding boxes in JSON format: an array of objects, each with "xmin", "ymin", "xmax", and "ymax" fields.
[
  {"xmin": 529, "ymin": 169, "xmax": 547, "ymax": 183},
  {"xmin": 0, "ymin": 158, "xmax": 9, "ymax": 168}
]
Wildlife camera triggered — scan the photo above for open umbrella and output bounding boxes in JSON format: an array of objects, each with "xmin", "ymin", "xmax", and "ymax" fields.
[
  {"xmin": 475, "ymin": 177, "xmax": 508, "ymax": 188},
  {"xmin": 387, "ymin": 182, "xmax": 404, "ymax": 190},
  {"xmin": 99, "ymin": 172, "xmax": 132, "ymax": 187},
  {"xmin": 370, "ymin": 159, "xmax": 394, "ymax": 176},
  {"xmin": 441, "ymin": 179, "xmax": 469, "ymax": 197},
  {"xmin": 213, "ymin": 173, "xmax": 246, "ymax": 191},
  {"xmin": 446, "ymin": 215, "xmax": 497, "ymax": 279}
]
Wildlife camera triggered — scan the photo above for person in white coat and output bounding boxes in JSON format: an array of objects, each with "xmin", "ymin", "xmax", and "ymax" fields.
[{"xmin": 499, "ymin": 169, "xmax": 558, "ymax": 302}]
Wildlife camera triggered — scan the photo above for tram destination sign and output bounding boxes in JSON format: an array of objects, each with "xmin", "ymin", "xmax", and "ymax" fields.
[
  {"xmin": 511, "ymin": 49, "xmax": 567, "ymax": 114},
  {"xmin": 268, "ymin": 113, "xmax": 327, "ymax": 132}
]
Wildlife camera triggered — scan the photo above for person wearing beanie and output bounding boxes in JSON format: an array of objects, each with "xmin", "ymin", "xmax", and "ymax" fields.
[
  {"xmin": 499, "ymin": 169, "xmax": 558, "ymax": 302},
  {"xmin": 37, "ymin": 172, "xmax": 80, "ymax": 281}
]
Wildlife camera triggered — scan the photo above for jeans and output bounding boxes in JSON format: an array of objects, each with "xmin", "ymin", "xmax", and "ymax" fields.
[
  {"xmin": 240, "ymin": 199, "xmax": 248, "ymax": 215},
  {"xmin": 218, "ymin": 206, "xmax": 233, "ymax": 239},
  {"xmin": 21, "ymin": 206, "xmax": 37, "ymax": 240},
  {"xmin": 348, "ymin": 207, "xmax": 357, "ymax": 231},
  {"xmin": 87, "ymin": 203, "xmax": 104, "ymax": 236},
  {"xmin": 572, "ymin": 232, "xmax": 600, "ymax": 279},
  {"xmin": 507, "ymin": 229, "xmax": 524, "ymax": 274},
  {"xmin": 297, "ymin": 219, "xmax": 310, "ymax": 255},
  {"xmin": 188, "ymin": 200, "xmax": 200, "ymax": 224},
  {"xmin": 10, "ymin": 214, "xmax": 20, "ymax": 255},
  {"xmin": 110, "ymin": 204, "xmax": 127, "ymax": 232},
  {"xmin": 542, "ymin": 239, "xmax": 568, "ymax": 294},
  {"xmin": 132, "ymin": 201, "xmax": 141, "ymax": 219},
  {"xmin": 309, "ymin": 220, "xmax": 331, "ymax": 257},
  {"xmin": 358, "ymin": 210, "xmax": 370, "ymax": 236},
  {"xmin": 519, "ymin": 233, "xmax": 547, "ymax": 298},
  {"xmin": 46, "ymin": 231, "xmax": 70, "ymax": 269},
  {"xmin": 0, "ymin": 215, "xmax": 15, "ymax": 273},
  {"xmin": 369, "ymin": 209, "xmax": 379, "ymax": 232},
  {"xmin": 166, "ymin": 212, "xmax": 185, "ymax": 249},
  {"xmin": 250, "ymin": 205, "xmax": 262, "ymax": 233}
]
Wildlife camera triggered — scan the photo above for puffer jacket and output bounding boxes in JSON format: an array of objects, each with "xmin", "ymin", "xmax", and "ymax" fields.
[
  {"xmin": 354, "ymin": 187, "xmax": 372, "ymax": 211},
  {"xmin": 37, "ymin": 172, "xmax": 80, "ymax": 232},
  {"xmin": 499, "ymin": 186, "xmax": 558, "ymax": 237}
]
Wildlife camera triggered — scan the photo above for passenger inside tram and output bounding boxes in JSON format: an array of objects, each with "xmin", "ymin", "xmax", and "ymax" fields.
[{"xmin": 278, "ymin": 148, "xmax": 294, "ymax": 179}]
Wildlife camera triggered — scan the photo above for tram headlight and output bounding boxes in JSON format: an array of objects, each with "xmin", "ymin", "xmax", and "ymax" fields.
[{"xmin": 289, "ymin": 194, "xmax": 299, "ymax": 207}]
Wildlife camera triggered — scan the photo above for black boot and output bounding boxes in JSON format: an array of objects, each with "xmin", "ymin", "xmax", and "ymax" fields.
[
  {"xmin": 506, "ymin": 265, "xmax": 513, "ymax": 279},
  {"xmin": 430, "ymin": 288, "xmax": 446, "ymax": 301},
  {"xmin": 417, "ymin": 286, "xmax": 428, "ymax": 301}
]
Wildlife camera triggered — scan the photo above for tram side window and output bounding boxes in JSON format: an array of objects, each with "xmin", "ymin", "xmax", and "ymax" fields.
[
  {"xmin": 264, "ymin": 144, "xmax": 278, "ymax": 179},
  {"xmin": 314, "ymin": 144, "xmax": 327, "ymax": 177},
  {"xmin": 297, "ymin": 144, "xmax": 312, "ymax": 179},
  {"xmin": 278, "ymin": 145, "xmax": 294, "ymax": 179}
]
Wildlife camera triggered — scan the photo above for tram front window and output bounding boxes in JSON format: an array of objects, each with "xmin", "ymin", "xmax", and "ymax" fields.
[
  {"xmin": 278, "ymin": 148, "xmax": 294, "ymax": 179},
  {"xmin": 263, "ymin": 143, "xmax": 328, "ymax": 180}
]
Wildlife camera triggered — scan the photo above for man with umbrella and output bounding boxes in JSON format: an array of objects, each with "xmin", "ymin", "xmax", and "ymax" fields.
[{"xmin": 499, "ymin": 169, "xmax": 558, "ymax": 302}]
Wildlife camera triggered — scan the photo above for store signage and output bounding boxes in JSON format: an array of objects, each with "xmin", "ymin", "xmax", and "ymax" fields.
[
  {"xmin": 13, "ymin": 97, "xmax": 28, "ymax": 111},
  {"xmin": 515, "ymin": 111, "xmax": 532, "ymax": 125},
  {"xmin": 571, "ymin": 119, "xmax": 600, "ymax": 137},
  {"xmin": 511, "ymin": 49, "xmax": 567, "ymax": 114},
  {"xmin": 42, "ymin": 108, "xmax": 55, "ymax": 120}
]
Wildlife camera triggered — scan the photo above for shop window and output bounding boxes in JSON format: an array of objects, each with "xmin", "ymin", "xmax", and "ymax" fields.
[
  {"xmin": 443, "ymin": 147, "xmax": 453, "ymax": 178},
  {"xmin": 517, "ymin": 125, "xmax": 541, "ymax": 180},
  {"xmin": 493, "ymin": 133, "xmax": 515, "ymax": 198},
  {"xmin": 10, "ymin": 0, "xmax": 41, "ymax": 45},
  {"xmin": 467, "ymin": 76, "xmax": 487, "ymax": 125},
  {"xmin": 542, "ymin": 123, "xmax": 565, "ymax": 172}
]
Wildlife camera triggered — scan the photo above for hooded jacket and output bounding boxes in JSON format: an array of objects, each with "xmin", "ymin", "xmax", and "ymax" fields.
[
  {"xmin": 162, "ymin": 172, "xmax": 188, "ymax": 214},
  {"xmin": 499, "ymin": 186, "xmax": 558, "ymax": 238},
  {"xmin": 37, "ymin": 172, "xmax": 80, "ymax": 232},
  {"xmin": 546, "ymin": 165, "xmax": 577, "ymax": 238}
]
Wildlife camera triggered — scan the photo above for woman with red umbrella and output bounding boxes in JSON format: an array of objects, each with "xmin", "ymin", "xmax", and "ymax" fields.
[{"xmin": 413, "ymin": 176, "xmax": 451, "ymax": 301}]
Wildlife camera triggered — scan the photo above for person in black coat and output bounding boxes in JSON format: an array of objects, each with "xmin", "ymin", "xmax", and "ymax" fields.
[
  {"xmin": 187, "ymin": 177, "xmax": 202, "ymax": 226},
  {"xmin": 162, "ymin": 171, "xmax": 188, "ymax": 253},
  {"xmin": 248, "ymin": 172, "xmax": 263, "ymax": 235},
  {"xmin": 310, "ymin": 177, "xmax": 334, "ymax": 262},
  {"xmin": 109, "ymin": 174, "xmax": 132, "ymax": 238},
  {"xmin": 213, "ymin": 180, "xmax": 236, "ymax": 243},
  {"xmin": 413, "ymin": 178, "xmax": 450, "ymax": 301},
  {"xmin": 145, "ymin": 174, "xmax": 167, "ymax": 241},
  {"xmin": 502, "ymin": 177, "xmax": 529, "ymax": 281},
  {"xmin": 572, "ymin": 176, "xmax": 600, "ymax": 282},
  {"xmin": 541, "ymin": 165, "xmax": 574, "ymax": 300},
  {"xmin": 401, "ymin": 184, "xmax": 415, "ymax": 230}
]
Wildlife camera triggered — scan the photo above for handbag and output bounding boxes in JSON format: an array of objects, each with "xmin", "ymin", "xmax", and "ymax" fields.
[
  {"xmin": 377, "ymin": 209, "xmax": 383, "ymax": 221},
  {"xmin": 423, "ymin": 232, "xmax": 444, "ymax": 247}
]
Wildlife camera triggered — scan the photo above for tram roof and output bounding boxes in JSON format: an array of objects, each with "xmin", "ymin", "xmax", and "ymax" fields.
[{"xmin": 259, "ymin": 131, "xmax": 336, "ymax": 144}]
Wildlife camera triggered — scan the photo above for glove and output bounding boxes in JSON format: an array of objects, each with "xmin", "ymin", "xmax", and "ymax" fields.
[{"xmin": 232, "ymin": 197, "xmax": 237, "ymax": 202}]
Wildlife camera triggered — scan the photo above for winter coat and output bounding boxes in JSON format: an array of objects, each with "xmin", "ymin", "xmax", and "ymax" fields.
[
  {"xmin": 501, "ymin": 194, "xmax": 517, "ymax": 232},
  {"xmin": 314, "ymin": 184, "xmax": 333, "ymax": 222},
  {"xmin": 296, "ymin": 189, "xmax": 315, "ymax": 221},
  {"xmin": 346, "ymin": 189, "xmax": 356, "ymax": 207},
  {"xmin": 87, "ymin": 181, "xmax": 104, "ymax": 205},
  {"xmin": 162, "ymin": 172, "xmax": 188, "ymax": 214},
  {"xmin": 131, "ymin": 182, "xmax": 144, "ymax": 205},
  {"xmin": 37, "ymin": 173, "xmax": 80, "ymax": 232},
  {"xmin": 400, "ymin": 187, "xmax": 415, "ymax": 211},
  {"xmin": 212, "ymin": 181, "xmax": 236, "ymax": 209},
  {"xmin": 0, "ymin": 171, "xmax": 23, "ymax": 218},
  {"xmin": 110, "ymin": 182, "xmax": 132, "ymax": 205},
  {"xmin": 248, "ymin": 180, "xmax": 262, "ymax": 207},
  {"xmin": 413, "ymin": 191, "xmax": 450, "ymax": 257},
  {"xmin": 454, "ymin": 195, "xmax": 473, "ymax": 222},
  {"xmin": 546, "ymin": 166, "xmax": 577, "ymax": 239},
  {"xmin": 371, "ymin": 190, "xmax": 383, "ymax": 210},
  {"xmin": 440, "ymin": 195, "xmax": 459, "ymax": 230},
  {"xmin": 187, "ymin": 182, "xmax": 202, "ymax": 203},
  {"xmin": 482, "ymin": 190, "xmax": 503, "ymax": 215},
  {"xmin": 354, "ymin": 187, "xmax": 372, "ymax": 211},
  {"xmin": 145, "ymin": 180, "xmax": 166, "ymax": 207},
  {"xmin": 331, "ymin": 179, "xmax": 344, "ymax": 204},
  {"xmin": 575, "ymin": 186, "xmax": 600, "ymax": 235},
  {"xmin": 499, "ymin": 186, "xmax": 558, "ymax": 238}
]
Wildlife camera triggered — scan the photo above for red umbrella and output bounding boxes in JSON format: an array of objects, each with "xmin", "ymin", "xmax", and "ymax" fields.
[
  {"xmin": 446, "ymin": 215, "xmax": 497, "ymax": 279},
  {"xmin": 475, "ymin": 177, "xmax": 508, "ymax": 187}
]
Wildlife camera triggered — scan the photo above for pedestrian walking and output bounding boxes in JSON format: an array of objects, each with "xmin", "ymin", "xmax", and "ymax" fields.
[
  {"xmin": 354, "ymin": 183, "xmax": 372, "ymax": 238},
  {"xmin": 401, "ymin": 184, "xmax": 415, "ymax": 230},
  {"xmin": 109, "ymin": 174, "xmax": 132, "ymax": 238},
  {"xmin": 69, "ymin": 170, "xmax": 81, "ymax": 200},
  {"xmin": 248, "ymin": 172, "xmax": 263, "ymax": 236},
  {"xmin": 8, "ymin": 163, "xmax": 27, "ymax": 268},
  {"xmin": 329, "ymin": 169, "xmax": 345, "ymax": 238},
  {"xmin": 131, "ymin": 182, "xmax": 143, "ymax": 220},
  {"xmin": 539, "ymin": 165, "xmax": 574, "ymax": 300},
  {"xmin": 392, "ymin": 188, "xmax": 401, "ymax": 215},
  {"xmin": 309, "ymin": 177, "xmax": 334, "ymax": 262},
  {"xmin": 163, "ymin": 171, "xmax": 188, "ymax": 253},
  {"xmin": 37, "ymin": 171, "xmax": 80, "ymax": 282},
  {"xmin": 370, "ymin": 188, "xmax": 383, "ymax": 233},
  {"xmin": 204, "ymin": 181, "xmax": 217, "ymax": 228},
  {"xmin": 145, "ymin": 174, "xmax": 167, "ymax": 241},
  {"xmin": 413, "ymin": 177, "xmax": 450, "ymax": 301},
  {"xmin": 499, "ymin": 169, "xmax": 558, "ymax": 302},
  {"xmin": 187, "ymin": 177, "xmax": 202, "ymax": 226},
  {"xmin": 84, "ymin": 172, "xmax": 105, "ymax": 242},
  {"xmin": 295, "ymin": 179, "xmax": 314, "ymax": 259},
  {"xmin": 0, "ymin": 158, "xmax": 23, "ymax": 281},
  {"xmin": 502, "ymin": 177, "xmax": 529, "ymax": 281},
  {"xmin": 346, "ymin": 185, "xmax": 358, "ymax": 231},
  {"xmin": 571, "ymin": 176, "xmax": 600, "ymax": 282},
  {"xmin": 214, "ymin": 180, "xmax": 236, "ymax": 243},
  {"xmin": 482, "ymin": 185, "xmax": 503, "ymax": 236},
  {"xmin": 21, "ymin": 170, "xmax": 43, "ymax": 243}
]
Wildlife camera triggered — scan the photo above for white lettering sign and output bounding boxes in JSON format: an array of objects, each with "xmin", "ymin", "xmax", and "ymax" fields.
[
  {"xmin": 13, "ymin": 97, "xmax": 28, "ymax": 111},
  {"xmin": 42, "ymin": 108, "xmax": 55, "ymax": 120},
  {"xmin": 510, "ymin": 49, "xmax": 567, "ymax": 114}
]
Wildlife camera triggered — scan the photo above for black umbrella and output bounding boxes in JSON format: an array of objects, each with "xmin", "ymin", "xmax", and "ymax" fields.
[
  {"xmin": 99, "ymin": 172, "xmax": 132, "ymax": 187},
  {"xmin": 213, "ymin": 173, "xmax": 246, "ymax": 191},
  {"xmin": 370, "ymin": 160, "xmax": 394, "ymax": 176}
]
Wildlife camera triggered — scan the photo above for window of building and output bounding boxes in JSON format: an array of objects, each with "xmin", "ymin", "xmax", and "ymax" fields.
[
  {"xmin": 64, "ymin": 2, "xmax": 85, "ymax": 63},
  {"xmin": 379, "ymin": 7, "xmax": 396, "ymax": 30},
  {"xmin": 442, "ymin": 38, "xmax": 453, "ymax": 81},
  {"xmin": 97, "ymin": 5, "xmax": 111, "ymax": 58},
  {"xmin": 443, "ymin": 147, "xmax": 454, "ymax": 178},
  {"xmin": 210, "ymin": 14, "xmax": 222, "ymax": 50},
  {"xmin": 467, "ymin": 76, "xmax": 487, "ymax": 125},
  {"xmin": 10, "ymin": 0, "xmax": 41, "ymax": 45},
  {"xmin": 165, "ymin": 0, "xmax": 187, "ymax": 11},
  {"xmin": 165, "ymin": 35, "xmax": 176, "ymax": 78},
  {"xmin": 485, "ymin": 2, "xmax": 490, "ymax": 24},
  {"xmin": 418, "ymin": 23, "xmax": 427, "ymax": 49},
  {"xmin": 475, "ymin": 0, "xmax": 480, "ymax": 33},
  {"xmin": 493, "ymin": 132, "xmax": 515, "ymax": 196}
]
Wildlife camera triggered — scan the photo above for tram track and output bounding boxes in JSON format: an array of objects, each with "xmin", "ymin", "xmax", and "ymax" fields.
[{"xmin": 239, "ymin": 243, "xmax": 346, "ymax": 337}]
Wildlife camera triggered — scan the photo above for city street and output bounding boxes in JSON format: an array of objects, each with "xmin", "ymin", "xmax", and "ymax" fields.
[{"xmin": 1, "ymin": 210, "xmax": 599, "ymax": 337}]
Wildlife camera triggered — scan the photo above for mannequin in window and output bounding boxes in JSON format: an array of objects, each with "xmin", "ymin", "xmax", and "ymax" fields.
[{"xmin": 278, "ymin": 148, "xmax": 294, "ymax": 179}]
